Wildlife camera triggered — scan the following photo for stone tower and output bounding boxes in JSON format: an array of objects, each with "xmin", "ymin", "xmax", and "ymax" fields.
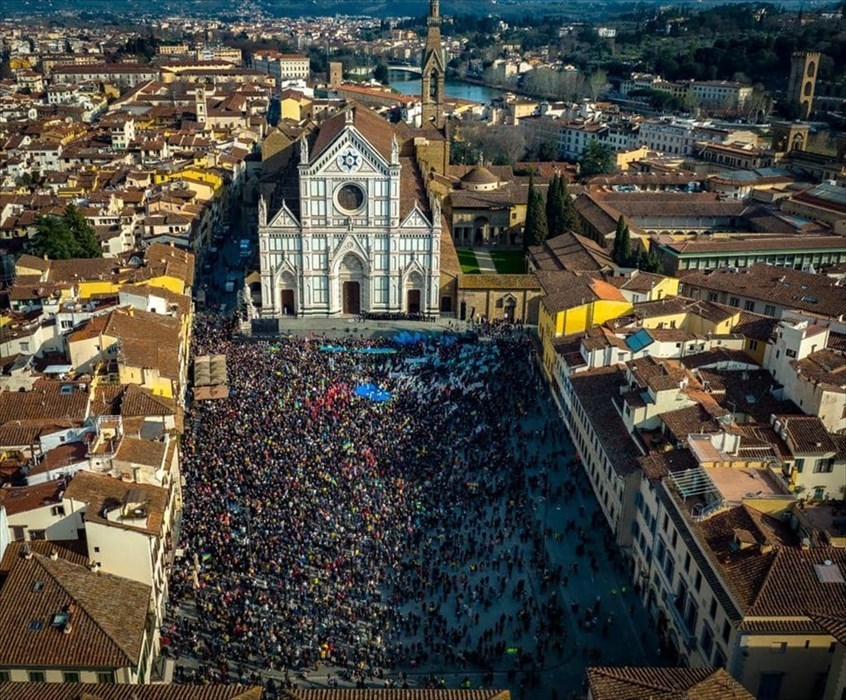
[
  {"xmin": 195, "ymin": 87, "xmax": 207, "ymax": 126},
  {"xmin": 787, "ymin": 51, "xmax": 820, "ymax": 120},
  {"xmin": 329, "ymin": 61, "xmax": 343, "ymax": 89},
  {"xmin": 421, "ymin": 0, "xmax": 446, "ymax": 128}
]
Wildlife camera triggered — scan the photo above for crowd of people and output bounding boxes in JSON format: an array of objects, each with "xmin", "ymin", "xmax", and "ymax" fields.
[{"xmin": 165, "ymin": 314, "xmax": 636, "ymax": 695}]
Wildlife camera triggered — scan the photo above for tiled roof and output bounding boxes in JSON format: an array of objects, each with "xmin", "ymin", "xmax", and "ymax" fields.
[
  {"xmin": 0, "ymin": 479, "xmax": 65, "ymax": 516},
  {"xmin": 569, "ymin": 367, "xmax": 642, "ymax": 473},
  {"xmin": 586, "ymin": 667, "xmax": 753, "ymax": 700},
  {"xmin": 0, "ymin": 684, "xmax": 262, "ymax": 700},
  {"xmin": 0, "ymin": 545, "xmax": 150, "ymax": 669},
  {"xmin": 311, "ymin": 103, "xmax": 395, "ymax": 165},
  {"xmin": 119, "ymin": 283, "xmax": 191, "ymax": 317},
  {"xmin": 638, "ymin": 449, "xmax": 698, "ymax": 481},
  {"xmin": 63, "ymin": 471, "xmax": 168, "ymax": 537},
  {"xmin": 121, "ymin": 384, "xmax": 177, "ymax": 417},
  {"xmin": 731, "ymin": 312, "xmax": 779, "ymax": 342},
  {"xmin": 29, "ymin": 442, "xmax": 89, "ymax": 478},
  {"xmin": 694, "ymin": 504, "xmax": 846, "ymax": 617},
  {"xmin": 114, "ymin": 436, "xmax": 165, "ymax": 468},
  {"xmin": 599, "ymin": 191, "xmax": 749, "ymax": 219},
  {"xmin": 0, "ymin": 384, "xmax": 89, "ymax": 425},
  {"xmin": 458, "ymin": 274, "xmax": 540, "ymax": 290},
  {"xmin": 89, "ymin": 385, "xmax": 124, "ymax": 416},
  {"xmin": 0, "ymin": 419, "xmax": 78, "ymax": 450},
  {"xmin": 773, "ymin": 414, "xmax": 837, "ymax": 454},
  {"xmin": 626, "ymin": 356, "xmax": 689, "ymax": 393},
  {"xmin": 606, "ymin": 270, "xmax": 667, "ymax": 293},
  {"xmin": 439, "ymin": 218, "xmax": 461, "ymax": 278},
  {"xmin": 278, "ymin": 693, "xmax": 510, "ymax": 700},
  {"xmin": 536, "ymin": 270, "xmax": 627, "ymax": 315},
  {"xmin": 661, "ymin": 404, "xmax": 725, "ymax": 442},
  {"xmin": 137, "ymin": 242, "xmax": 196, "ymax": 289},
  {"xmin": 807, "ymin": 611, "xmax": 846, "ymax": 645},
  {"xmin": 680, "ymin": 263, "xmax": 846, "ymax": 318},
  {"xmin": 662, "ymin": 235, "xmax": 846, "ymax": 256},
  {"xmin": 574, "ymin": 193, "xmax": 619, "ymax": 236},
  {"xmin": 679, "ymin": 348, "xmax": 755, "ymax": 371},
  {"xmin": 792, "ymin": 349, "xmax": 846, "ymax": 394},
  {"xmin": 119, "ymin": 336, "xmax": 181, "ymax": 378},
  {"xmin": 528, "ymin": 231, "xmax": 614, "ymax": 273},
  {"xmin": 399, "ymin": 157, "xmax": 431, "ymax": 221},
  {"xmin": 46, "ymin": 258, "xmax": 120, "ymax": 284}
]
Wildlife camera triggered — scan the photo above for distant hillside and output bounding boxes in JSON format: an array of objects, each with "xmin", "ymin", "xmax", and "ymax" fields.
[{"xmin": 8, "ymin": 0, "xmax": 819, "ymax": 19}]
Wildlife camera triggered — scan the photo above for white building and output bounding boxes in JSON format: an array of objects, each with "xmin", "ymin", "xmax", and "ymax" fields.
[
  {"xmin": 688, "ymin": 81, "xmax": 753, "ymax": 111},
  {"xmin": 252, "ymin": 51, "xmax": 310, "ymax": 84},
  {"xmin": 258, "ymin": 105, "xmax": 441, "ymax": 318}
]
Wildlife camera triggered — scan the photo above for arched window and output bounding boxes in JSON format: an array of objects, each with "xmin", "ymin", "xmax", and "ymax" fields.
[
  {"xmin": 804, "ymin": 81, "xmax": 813, "ymax": 97},
  {"xmin": 807, "ymin": 61, "xmax": 816, "ymax": 78}
]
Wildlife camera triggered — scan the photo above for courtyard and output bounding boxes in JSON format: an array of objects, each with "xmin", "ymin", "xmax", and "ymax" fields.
[
  {"xmin": 166, "ymin": 317, "xmax": 659, "ymax": 698},
  {"xmin": 457, "ymin": 248, "xmax": 526, "ymax": 275}
]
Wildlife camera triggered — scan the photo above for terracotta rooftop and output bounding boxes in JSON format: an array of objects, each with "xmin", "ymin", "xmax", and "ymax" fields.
[
  {"xmin": 792, "ymin": 349, "xmax": 846, "ymax": 394},
  {"xmin": 528, "ymin": 231, "xmax": 614, "ymax": 273},
  {"xmin": 773, "ymin": 414, "xmax": 837, "ymax": 455},
  {"xmin": 458, "ymin": 274, "xmax": 540, "ymax": 290},
  {"xmin": 278, "ymin": 693, "xmax": 510, "ymax": 700},
  {"xmin": 0, "ymin": 544, "xmax": 150, "ymax": 670},
  {"xmin": 114, "ymin": 436, "xmax": 166, "ymax": 468},
  {"xmin": 0, "ymin": 383, "xmax": 89, "ymax": 426},
  {"xmin": 661, "ymin": 234, "xmax": 846, "ymax": 256},
  {"xmin": 681, "ymin": 263, "xmax": 846, "ymax": 318},
  {"xmin": 694, "ymin": 504, "xmax": 846, "ymax": 619},
  {"xmin": 569, "ymin": 367, "xmax": 642, "ymax": 473},
  {"xmin": 536, "ymin": 270, "xmax": 627, "ymax": 315},
  {"xmin": 311, "ymin": 103, "xmax": 395, "ymax": 165},
  {"xmin": 586, "ymin": 667, "xmax": 753, "ymax": 700},
  {"xmin": 0, "ymin": 685, "xmax": 262, "ymax": 700},
  {"xmin": 0, "ymin": 480, "xmax": 66, "ymax": 516},
  {"xmin": 63, "ymin": 471, "xmax": 168, "ymax": 537}
]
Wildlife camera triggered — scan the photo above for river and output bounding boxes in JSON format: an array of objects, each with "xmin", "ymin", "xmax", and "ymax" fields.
[{"xmin": 388, "ymin": 69, "xmax": 504, "ymax": 104}]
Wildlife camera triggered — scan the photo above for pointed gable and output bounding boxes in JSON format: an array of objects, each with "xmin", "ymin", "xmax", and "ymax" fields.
[
  {"xmin": 310, "ymin": 103, "xmax": 396, "ymax": 165},
  {"xmin": 267, "ymin": 199, "xmax": 300, "ymax": 228}
]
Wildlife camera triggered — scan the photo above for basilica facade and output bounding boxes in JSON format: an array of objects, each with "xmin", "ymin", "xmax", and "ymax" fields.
[
  {"xmin": 257, "ymin": 0, "xmax": 447, "ymax": 319},
  {"xmin": 257, "ymin": 106, "xmax": 441, "ymax": 318}
]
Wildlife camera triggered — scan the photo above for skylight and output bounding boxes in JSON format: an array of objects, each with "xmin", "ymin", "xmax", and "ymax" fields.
[{"xmin": 814, "ymin": 562, "xmax": 845, "ymax": 584}]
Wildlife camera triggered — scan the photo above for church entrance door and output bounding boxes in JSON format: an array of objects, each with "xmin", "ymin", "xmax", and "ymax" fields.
[
  {"xmin": 280, "ymin": 289, "xmax": 296, "ymax": 316},
  {"xmin": 407, "ymin": 289, "xmax": 421, "ymax": 314},
  {"xmin": 343, "ymin": 281, "xmax": 361, "ymax": 315}
]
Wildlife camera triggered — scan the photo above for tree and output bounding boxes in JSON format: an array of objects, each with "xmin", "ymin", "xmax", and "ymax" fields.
[
  {"xmin": 544, "ymin": 173, "xmax": 583, "ymax": 239},
  {"xmin": 546, "ymin": 174, "xmax": 563, "ymax": 237},
  {"xmin": 586, "ymin": 69, "xmax": 609, "ymax": 101},
  {"xmin": 30, "ymin": 216, "xmax": 80, "ymax": 260},
  {"xmin": 579, "ymin": 140, "xmax": 615, "ymax": 178},
  {"xmin": 612, "ymin": 215, "xmax": 631, "ymax": 266},
  {"xmin": 523, "ymin": 173, "xmax": 548, "ymax": 250},
  {"xmin": 373, "ymin": 63, "xmax": 390, "ymax": 85},
  {"xmin": 560, "ymin": 177, "xmax": 582, "ymax": 235},
  {"xmin": 636, "ymin": 248, "xmax": 664, "ymax": 274},
  {"xmin": 64, "ymin": 203, "xmax": 102, "ymax": 258},
  {"xmin": 29, "ymin": 204, "xmax": 102, "ymax": 260},
  {"xmin": 15, "ymin": 172, "xmax": 34, "ymax": 188}
]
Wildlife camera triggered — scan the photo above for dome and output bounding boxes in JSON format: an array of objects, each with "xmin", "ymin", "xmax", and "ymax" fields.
[{"xmin": 461, "ymin": 166, "xmax": 500, "ymax": 191}]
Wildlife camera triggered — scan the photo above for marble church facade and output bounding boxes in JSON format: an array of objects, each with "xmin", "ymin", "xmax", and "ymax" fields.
[
  {"xmin": 257, "ymin": 0, "xmax": 447, "ymax": 319},
  {"xmin": 257, "ymin": 108, "xmax": 441, "ymax": 318}
]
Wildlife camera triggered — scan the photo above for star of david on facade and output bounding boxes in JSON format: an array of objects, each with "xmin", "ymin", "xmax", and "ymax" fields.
[{"xmin": 337, "ymin": 148, "xmax": 362, "ymax": 173}]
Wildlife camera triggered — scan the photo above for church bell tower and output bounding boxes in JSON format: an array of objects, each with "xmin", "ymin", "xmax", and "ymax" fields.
[{"xmin": 421, "ymin": 0, "xmax": 446, "ymax": 129}]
